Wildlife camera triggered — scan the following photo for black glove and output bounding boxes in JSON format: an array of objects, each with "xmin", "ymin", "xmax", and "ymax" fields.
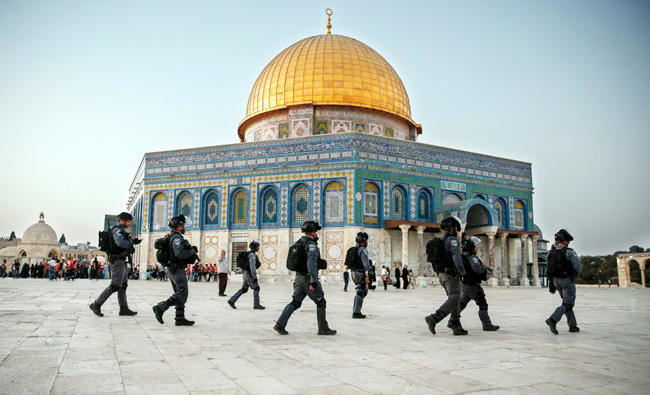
[
  {"xmin": 132, "ymin": 238, "xmax": 142, "ymax": 245},
  {"xmin": 549, "ymin": 281, "xmax": 556, "ymax": 294},
  {"xmin": 192, "ymin": 246, "xmax": 198, "ymax": 254}
]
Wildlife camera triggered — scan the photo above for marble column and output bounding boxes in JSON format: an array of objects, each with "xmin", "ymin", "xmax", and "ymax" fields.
[
  {"xmin": 498, "ymin": 232, "xmax": 509, "ymax": 286},
  {"xmin": 399, "ymin": 224, "xmax": 411, "ymax": 268},
  {"xmin": 508, "ymin": 237, "xmax": 519, "ymax": 286},
  {"xmin": 531, "ymin": 235, "xmax": 540, "ymax": 286},
  {"xmin": 519, "ymin": 235, "xmax": 530, "ymax": 286},
  {"xmin": 486, "ymin": 232, "xmax": 498, "ymax": 287},
  {"xmin": 416, "ymin": 226, "xmax": 425, "ymax": 276}
]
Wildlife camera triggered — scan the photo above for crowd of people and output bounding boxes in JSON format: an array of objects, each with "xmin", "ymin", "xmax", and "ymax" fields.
[{"xmin": 0, "ymin": 257, "xmax": 109, "ymax": 280}]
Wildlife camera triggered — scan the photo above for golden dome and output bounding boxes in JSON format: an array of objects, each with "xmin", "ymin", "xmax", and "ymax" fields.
[{"xmin": 239, "ymin": 34, "xmax": 415, "ymax": 138}]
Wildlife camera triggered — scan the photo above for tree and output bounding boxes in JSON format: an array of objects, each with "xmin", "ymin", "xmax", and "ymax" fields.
[
  {"xmin": 629, "ymin": 246, "xmax": 644, "ymax": 253},
  {"xmin": 9, "ymin": 231, "xmax": 16, "ymax": 240},
  {"xmin": 59, "ymin": 234, "xmax": 66, "ymax": 244},
  {"xmin": 576, "ymin": 255, "xmax": 618, "ymax": 284}
]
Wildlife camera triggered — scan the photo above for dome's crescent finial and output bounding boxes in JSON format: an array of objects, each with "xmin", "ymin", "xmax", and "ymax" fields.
[{"xmin": 326, "ymin": 8, "xmax": 333, "ymax": 34}]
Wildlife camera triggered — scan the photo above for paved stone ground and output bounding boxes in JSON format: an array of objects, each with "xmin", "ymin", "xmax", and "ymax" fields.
[{"xmin": 0, "ymin": 278, "xmax": 648, "ymax": 394}]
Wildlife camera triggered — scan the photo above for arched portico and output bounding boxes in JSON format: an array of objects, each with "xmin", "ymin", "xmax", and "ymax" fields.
[{"xmin": 617, "ymin": 252, "xmax": 650, "ymax": 287}]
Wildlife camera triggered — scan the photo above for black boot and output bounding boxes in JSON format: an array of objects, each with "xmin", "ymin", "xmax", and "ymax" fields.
[
  {"xmin": 425, "ymin": 312, "xmax": 443, "ymax": 335},
  {"xmin": 175, "ymin": 317, "xmax": 195, "ymax": 326},
  {"xmin": 449, "ymin": 321, "xmax": 468, "ymax": 336},
  {"xmin": 273, "ymin": 324, "xmax": 289, "ymax": 335},
  {"xmin": 119, "ymin": 307, "xmax": 138, "ymax": 316},
  {"xmin": 152, "ymin": 305, "xmax": 164, "ymax": 324},
  {"xmin": 89, "ymin": 302, "xmax": 103, "ymax": 317},
  {"xmin": 483, "ymin": 324, "xmax": 500, "ymax": 331},
  {"xmin": 254, "ymin": 305, "xmax": 266, "ymax": 310},
  {"xmin": 318, "ymin": 328, "xmax": 337, "ymax": 336},
  {"xmin": 228, "ymin": 300, "xmax": 236, "ymax": 309},
  {"xmin": 569, "ymin": 326, "xmax": 580, "ymax": 333},
  {"xmin": 545, "ymin": 318, "xmax": 558, "ymax": 335},
  {"xmin": 352, "ymin": 312, "xmax": 366, "ymax": 319}
]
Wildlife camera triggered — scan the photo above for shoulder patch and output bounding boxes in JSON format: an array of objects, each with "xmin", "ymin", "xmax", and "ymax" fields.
[
  {"xmin": 173, "ymin": 238, "xmax": 182, "ymax": 246},
  {"xmin": 308, "ymin": 244, "xmax": 317, "ymax": 251},
  {"xmin": 450, "ymin": 240, "xmax": 459, "ymax": 247}
]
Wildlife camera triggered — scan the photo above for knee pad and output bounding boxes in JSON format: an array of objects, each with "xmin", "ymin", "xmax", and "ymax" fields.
[
  {"xmin": 121, "ymin": 283, "xmax": 128, "ymax": 291},
  {"xmin": 315, "ymin": 297, "xmax": 326, "ymax": 309},
  {"xmin": 290, "ymin": 299, "xmax": 302, "ymax": 310},
  {"xmin": 109, "ymin": 284, "xmax": 120, "ymax": 292},
  {"xmin": 563, "ymin": 303, "xmax": 574, "ymax": 312},
  {"xmin": 356, "ymin": 289, "xmax": 368, "ymax": 298}
]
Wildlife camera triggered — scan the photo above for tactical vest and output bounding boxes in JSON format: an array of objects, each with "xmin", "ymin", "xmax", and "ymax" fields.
[
  {"xmin": 462, "ymin": 254, "xmax": 487, "ymax": 285},
  {"xmin": 547, "ymin": 246, "xmax": 576, "ymax": 278}
]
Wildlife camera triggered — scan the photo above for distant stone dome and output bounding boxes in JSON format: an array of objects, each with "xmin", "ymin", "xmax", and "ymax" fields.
[{"xmin": 22, "ymin": 213, "xmax": 58, "ymax": 244}]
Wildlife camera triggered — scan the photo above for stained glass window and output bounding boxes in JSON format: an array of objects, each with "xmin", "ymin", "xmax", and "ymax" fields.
[
  {"xmin": 292, "ymin": 185, "xmax": 311, "ymax": 223},
  {"xmin": 495, "ymin": 199, "xmax": 506, "ymax": 228},
  {"xmin": 392, "ymin": 187, "xmax": 405, "ymax": 219},
  {"xmin": 418, "ymin": 190, "xmax": 430, "ymax": 219},
  {"xmin": 232, "ymin": 190, "xmax": 247, "ymax": 225},
  {"xmin": 514, "ymin": 200, "xmax": 525, "ymax": 229},
  {"xmin": 152, "ymin": 193, "xmax": 167, "ymax": 230},
  {"xmin": 203, "ymin": 191, "xmax": 219, "ymax": 226},
  {"xmin": 176, "ymin": 192, "xmax": 193, "ymax": 227},
  {"xmin": 324, "ymin": 182, "xmax": 344, "ymax": 224},
  {"xmin": 261, "ymin": 188, "xmax": 278, "ymax": 224}
]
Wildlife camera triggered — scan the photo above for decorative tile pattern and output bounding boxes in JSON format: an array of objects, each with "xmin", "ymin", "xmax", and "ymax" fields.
[
  {"xmin": 384, "ymin": 127, "xmax": 394, "ymax": 137},
  {"xmin": 291, "ymin": 118, "xmax": 310, "ymax": 138},
  {"xmin": 260, "ymin": 235, "xmax": 278, "ymax": 270},
  {"xmin": 281, "ymin": 185, "xmax": 288, "ymax": 226},
  {"xmin": 324, "ymin": 231, "xmax": 344, "ymax": 272},
  {"xmin": 369, "ymin": 123, "xmax": 382, "ymax": 136},
  {"xmin": 314, "ymin": 120, "xmax": 328, "ymax": 135},
  {"xmin": 332, "ymin": 120, "xmax": 352, "ymax": 134},
  {"xmin": 354, "ymin": 122, "xmax": 366, "ymax": 133},
  {"xmin": 278, "ymin": 123, "xmax": 289, "ymax": 139},
  {"xmin": 313, "ymin": 181, "xmax": 321, "ymax": 222}
]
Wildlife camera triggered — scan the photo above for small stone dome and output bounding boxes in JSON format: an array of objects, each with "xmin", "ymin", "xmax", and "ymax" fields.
[{"xmin": 22, "ymin": 213, "xmax": 58, "ymax": 244}]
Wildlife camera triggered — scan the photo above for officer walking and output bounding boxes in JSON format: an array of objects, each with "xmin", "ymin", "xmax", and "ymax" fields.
[
  {"xmin": 228, "ymin": 241, "xmax": 265, "ymax": 310},
  {"xmin": 448, "ymin": 236, "xmax": 500, "ymax": 331},
  {"xmin": 89, "ymin": 212, "xmax": 140, "ymax": 317},
  {"xmin": 424, "ymin": 216, "xmax": 468, "ymax": 335},
  {"xmin": 545, "ymin": 229, "xmax": 582, "ymax": 334},
  {"xmin": 152, "ymin": 215, "xmax": 198, "ymax": 326},
  {"xmin": 348, "ymin": 232, "xmax": 375, "ymax": 319},
  {"xmin": 274, "ymin": 221, "xmax": 336, "ymax": 336}
]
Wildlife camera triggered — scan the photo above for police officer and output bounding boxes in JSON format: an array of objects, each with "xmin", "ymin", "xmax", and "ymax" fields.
[
  {"xmin": 274, "ymin": 221, "xmax": 336, "ymax": 336},
  {"xmin": 545, "ymin": 229, "xmax": 582, "ymax": 334},
  {"xmin": 89, "ymin": 212, "xmax": 140, "ymax": 317},
  {"xmin": 448, "ymin": 236, "xmax": 500, "ymax": 331},
  {"xmin": 228, "ymin": 241, "xmax": 265, "ymax": 310},
  {"xmin": 351, "ymin": 232, "xmax": 374, "ymax": 319},
  {"xmin": 424, "ymin": 216, "xmax": 468, "ymax": 335},
  {"xmin": 152, "ymin": 215, "xmax": 197, "ymax": 326}
]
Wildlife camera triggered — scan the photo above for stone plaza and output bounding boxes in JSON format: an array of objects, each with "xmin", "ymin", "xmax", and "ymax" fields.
[{"xmin": 0, "ymin": 279, "xmax": 648, "ymax": 394}]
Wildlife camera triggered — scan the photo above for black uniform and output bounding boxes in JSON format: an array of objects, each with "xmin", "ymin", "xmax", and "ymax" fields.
[
  {"xmin": 351, "ymin": 245, "xmax": 373, "ymax": 315},
  {"xmin": 449, "ymin": 253, "xmax": 498, "ymax": 330},
  {"xmin": 155, "ymin": 231, "xmax": 197, "ymax": 322},
  {"xmin": 425, "ymin": 231, "xmax": 467, "ymax": 335},
  {"xmin": 93, "ymin": 225, "xmax": 135, "ymax": 311},
  {"xmin": 275, "ymin": 236, "xmax": 334, "ymax": 334},
  {"xmin": 228, "ymin": 251, "xmax": 264, "ymax": 309}
]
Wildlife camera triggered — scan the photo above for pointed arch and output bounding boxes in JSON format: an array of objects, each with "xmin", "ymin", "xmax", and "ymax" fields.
[
  {"xmin": 151, "ymin": 192, "xmax": 168, "ymax": 230},
  {"xmin": 260, "ymin": 185, "xmax": 279, "ymax": 226},
  {"xmin": 230, "ymin": 188, "xmax": 249, "ymax": 227},
  {"xmin": 202, "ymin": 189, "xmax": 220, "ymax": 228},
  {"xmin": 175, "ymin": 191, "xmax": 193, "ymax": 227},
  {"xmin": 417, "ymin": 188, "xmax": 432, "ymax": 221},
  {"xmin": 291, "ymin": 183, "xmax": 312, "ymax": 225},
  {"xmin": 323, "ymin": 181, "xmax": 345, "ymax": 225},
  {"xmin": 391, "ymin": 185, "xmax": 407, "ymax": 220}
]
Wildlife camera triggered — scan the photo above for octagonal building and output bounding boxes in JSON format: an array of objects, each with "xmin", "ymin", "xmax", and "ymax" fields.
[{"xmin": 127, "ymin": 23, "xmax": 540, "ymax": 286}]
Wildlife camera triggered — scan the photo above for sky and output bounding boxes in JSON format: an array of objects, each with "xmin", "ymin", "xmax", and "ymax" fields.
[{"xmin": 0, "ymin": 0, "xmax": 648, "ymax": 255}]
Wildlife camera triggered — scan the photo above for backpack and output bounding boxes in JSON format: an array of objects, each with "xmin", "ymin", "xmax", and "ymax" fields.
[
  {"xmin": 236, "ymin": 251, "xmax": 249, "ymax": 271},
  {"xmin": 154, "ymin": 233, "xmax": 173, "ymax": 266},
  {"xmin": 462, "ymin": 255, "xmax": 487, "ymax": 284},
  {"xmin": 426, "ymin": 237, "xmax": 450, "ymax": 274},
  {"xmin": 286, "ymin": 238, "xmax": 308, "ymax": 273},
  {"xmin": 547, "ymin": 247, "xmax": 576, "ymax": 278},
  {"xmin": 98, "ymin": 227, "xmax": 116, "ymax": 254},
  {"xmin": 344, "ymin": 246, "xmax": 364, "ymax": 270}
]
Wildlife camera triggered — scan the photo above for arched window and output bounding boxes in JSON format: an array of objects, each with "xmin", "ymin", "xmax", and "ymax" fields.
[
  {"xmin": 442, "ymin": 192, "xmax": 462, "ymax": 207},
  {"xmin": 364, "ymin": 182, "xmax": 380, "ymax": 224},
  {"xmin": 261, "ymin": 187, "xmax": 278, "ymax": 225},
  {"xmin": 203, "ymin": 190, "xmax": 219, "ymax": 226},
  {"xmin": 417, "ymin": 190, "xmax": 431, "ymax": 220},
  {"xmin": 324, "ymin": 182, "xmax": 344, "ymax": 224},
  {"xmin": 494, "ymin": 198, "xmax": 507, "ymax": 228},
  {"xmin": 292, "ymin": 184, "xmax": 311, "ymax": 224},
  {"xmin": 151, "ymin": 192, "xmax": 167, "ymax": 230},
  {"xmin": 391, "ymin": 186, "xmax": 406, "ymax": 219},
  {"xmin": 466, "ymin": 204, "xmax": 491, "ymax": 228},
  {"xmin": 514, "ymin": 200, "xmax": 526, "ymax": 229},
  {"xmin": 176, "ymin": 191, "xmax": 193, "ymax": 227},
  {"xmin": 232, "ymin": 189, "xmax": 248, "ymax": 225}
]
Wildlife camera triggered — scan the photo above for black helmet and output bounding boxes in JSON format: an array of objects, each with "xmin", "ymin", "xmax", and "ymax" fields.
[
  {"xmin": 249, "ymin": 240, "xmax": 260, "ymax": 250},
  {"xmin": 301, "ymin": 221, "xmax": 322, "ymax": 233},
  {"xmin": 462, "ymin": 236, "xmax": 481, "ymax": 253},
  {"xmin": 440, "ymin": 215, "xmax": 462, "ymax": 232},
  {"xmin": 554, "ymin": 229, "xmax": 573, "ymax": 243},
  {"xmin": 355, "ymin": 232, "xmax": 369, "ymax": 244},
  {"xmin": 117, "ymin": 212, "xmax": 133, "ymax": 221},
  {"xmin": 168, "ymin": 215, "xmax": 186, "ymax": 229}
]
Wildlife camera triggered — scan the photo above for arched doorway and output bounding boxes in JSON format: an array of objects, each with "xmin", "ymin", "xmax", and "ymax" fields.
[
  {"xmin": 466, "ymin": 204, "xmax": 491, "ymax": 228},
  {"xmin": 629, "ymin": 260, "xmax": 641, "ymax": 285}
]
